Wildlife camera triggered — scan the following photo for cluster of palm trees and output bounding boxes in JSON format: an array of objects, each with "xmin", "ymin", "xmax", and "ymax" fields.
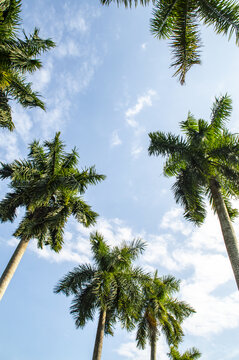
[
  {"xmin": 55, "ymin": 232, "xmax": 199, "ymax": 360},
  {"xmin": 0, "ymin": 0, "xmax": 239, "ymax": 359}
]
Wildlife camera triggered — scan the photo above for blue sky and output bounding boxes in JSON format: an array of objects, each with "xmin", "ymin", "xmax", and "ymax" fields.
[{"xmin": 0, "ymin": 1, "xmax": 239, "ymax": 359}]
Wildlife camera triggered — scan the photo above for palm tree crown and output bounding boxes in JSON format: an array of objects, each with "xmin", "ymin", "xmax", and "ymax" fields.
[
  {"xmin": 0, "ymin": 132, "xmax": 105, "ymax": 249},
  {"xmin": 136, "ymin": 272, "xmax": 195, "ymax": 360},
  {"xmin": 101, "ymin": 0, "xmax": 239, "ymax": 84},
  {"xmin": 55, "ymin": 231, "xmax": 147, "ymax": 360},
  {"xmin": 168, "ymin": 346, "xmax": 201, "ymax": 360},
  {"xmin": 148, "ymin": 94, "xmax": 239, "ymax": 289},
  {"xmin": 0, "ymin": 0, "xmax": 55, "ymax": 130}
]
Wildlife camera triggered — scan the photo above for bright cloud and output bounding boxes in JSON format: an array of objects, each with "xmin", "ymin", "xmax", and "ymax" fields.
[
  {"xmin": 125, "ymin": 89, "xmax": 156, "ymax": 126},
  {"xmin": 110, "ymin": 130, "xmax": 122, "ymax": 147},
  {"xmin": 131, "ymin": 145, "xmax": 143, "ymax": 158},
  {"xmin": 116, "ymin": 333, "xmax": 168, "ymax": 360}
]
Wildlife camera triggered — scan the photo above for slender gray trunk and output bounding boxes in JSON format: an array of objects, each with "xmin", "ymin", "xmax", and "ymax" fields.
[
  {"xmin": 92, "ymin": 309, "xmax": 107, "ymax": 360},
  {"xmin": 210, "ymin": 179, "xmax": 239, "ymax": 290},
  {"xmin": 0, "ymin": 238, "xmax": 30, "ymax": 301},
  {"xmin": 150, "ymin": 330, "xmax": 157, "ymax": 360}
]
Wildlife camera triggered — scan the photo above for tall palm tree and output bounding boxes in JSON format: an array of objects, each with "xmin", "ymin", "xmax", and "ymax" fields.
[
  {"xmin": 148, "ymin": 94, "xmax": 239, "ymax": 289},
  {"xmin": 136, "ymin": 272, "xmax": 194, "ymax": 360},
  {"xmin": 0, "ymin": 0, "xmax": 55, "ymax": 130},
  {"xmin": 100, "ymin": 0, "xmax": 153, "ymax": 6},
  {"xmin": 168, "ymin": 346, "xmax": 201, "ymax": 360},
  {"xmin": 0, "ymin": 132, "xmax": 105, "ymax": 300},
  {"xmin": 54, "ymin": 231, "xmax": 147, "ymax": 360},
  {"xmin": 100, "ymin": 0, "xmax": 239, "ymax": 85}
]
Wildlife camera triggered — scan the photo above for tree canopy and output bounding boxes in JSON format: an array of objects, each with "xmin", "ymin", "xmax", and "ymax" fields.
[{"xmin": 0, "ymin": 0, "xmax": 55, "ymax": 130}]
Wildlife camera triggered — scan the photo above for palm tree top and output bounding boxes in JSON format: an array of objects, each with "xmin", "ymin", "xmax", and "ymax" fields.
[
  {"xmin": 148, "ymin": 94, "xmax": 239, "ymax": 225},
  {"xmin": 100, "ymin": 0, "xmax": 154, "ymax": 7},
  {"xmin": 168, "ymin": 346, "xmax": 201, "ymax": 360},
  {"xmin": 54, "ymin": 231, "xmax": 147, "ymax": 332},
  {"xmin": 0, "ymin": 133, "xmax": 105, "ymax": 251},
  {"xmin": 0, "ymin": 0, "xmax": 55, "ymax": 131}
]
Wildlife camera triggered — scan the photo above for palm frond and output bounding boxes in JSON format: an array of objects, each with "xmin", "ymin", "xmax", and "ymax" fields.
[
  {"xmin": 170, "ymin": 0, "xmax": 201, "ymax": 84},
  {"xmin": 210, "ymin": 94, "xmax": 232, "ymax": 132},
  {"xmin": 172, "ymin": 169, "xmax": 206, "ymax": 225},
  {"xmin": 148, "ymin": 131, "xmax": 188, "ymax": 157},
  {"xmin": 0, "ymin": 90, "xmax": 14, "ymax": 130},
  {"xmin": 54, "ymin": 264, "xmax": 96, "ymax": 295},
  {"xmin": 198, "ymin": 0, "xmax": 239, "ymax": 44},
  {"xmin": 151, "ymin": 0, "xmax": 179, "ymax": 39},
  {"xmin": 4, "ymin": 71, "xmax": 45, "ymax": 109}
]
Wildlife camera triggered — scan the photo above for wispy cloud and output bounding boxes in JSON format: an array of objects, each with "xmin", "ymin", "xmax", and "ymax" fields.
[
  {"xmin": 125, "ymin": 89, "xmax": 156, "ymax": 127},
  {"xmin": 131, "ymin": 145, "xmax": 143, "ymax": 158},
  {"xmin": 116, "ymin": 332, "xmax": 168, "ymax": 360},
  {"xmin": 141, "ymin": 42, "xmax": 147, "ymax": 50},
  {"xmin": 110, "ymin": 130, "xmax": 122, "ymax": 147},
  {"xmin": 124, "ymin": 89, "xmax": 156, "ymax": 159}
]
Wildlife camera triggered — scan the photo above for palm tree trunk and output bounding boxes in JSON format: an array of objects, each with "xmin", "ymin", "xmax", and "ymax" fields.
[
  {"xmin": 92, "ymin": 308, "xmax": 107, "ymax": 360},
  {"xmin": 0, "ymin": 238, "xmax": 30, "ymax": 301},
  {"xmin": 150, "ymin": 331, "xmax": 157, "ymax": 360},
  {"xmin": 210, "ymin": 179, "xmax": 239, "ymax": 290}
]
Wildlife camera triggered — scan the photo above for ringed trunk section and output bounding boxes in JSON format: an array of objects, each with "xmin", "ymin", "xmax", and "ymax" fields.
[
  {"xmin": 0, "ymin": 237, "xmax": 30, "ymax": 301},
  {"xmin": 92, "ymin": 308, "xmax": 107, "ymax": 360},
  {"xmin": 210, "ymin": 179, "xmax": 239, "ymax": 290}
]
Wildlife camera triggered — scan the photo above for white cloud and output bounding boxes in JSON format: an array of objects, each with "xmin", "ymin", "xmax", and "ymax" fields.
[
  {"xmin": 160, "ymin": 207, "xmax": 192, "ymax": 236},
  {"xmin": 31, "ymin": 61, "xmax": 53, "ymax": 92},
  {"xmin": 68, "ymin": 11, "xmax": 88, "ymax": 33},
  {"xmin": 0, "ymin": 132, "xmax": 21, "ymax": 162},
  {"xmin": 131, "ymin": 145, "xmax": 143, "ymax": 158},
  {"xmin": 57, "ymin": 39, "xmax": 81, "ymax": 57},
  {"xmin": 110, "ymin": 130, "xmax": 122, "ymax": 147},
  {"xmin": 141, "ymin": 43, "xmax": 147, "ymax": 50},
  {"xmin": 116, "ymin": 333, "xmax": 168, "ymax": 360},
  {"xmin": 125, "ymin": 89, "xmax": 156, "ymax": 126},
  {"xmin": 124, "ymin": 89, "xmax": 156, "ymax": 159}
]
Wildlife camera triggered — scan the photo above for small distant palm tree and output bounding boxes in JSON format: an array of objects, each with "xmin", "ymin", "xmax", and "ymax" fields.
[
  {"xmin": 55, "ymin": 231, "xmax": 147, "ymax": 360},
  {"xmin": 136, "ymin": 272, "xmax": 195, "ymax": 360},
  {"xmin": 100, "ymin": 0, "xmax": 239, "ymax": 84},
  {"xmin": 168, "ymin": 346, "xmax": 201, "ymax": 360},
  {"xmin": 0, "ymin": 0, "xmax": 55, "ymax": 130},
  {"xmin": 100, "ymin": 0, "xmax": 153, "ymax": 6},
  {"xmin": 0, "ymin": 132, "xmax": 105, "ymax": 300},
  {"xmin": 148, "ymin": 94, "xmax": 239, "ymax": 289}
]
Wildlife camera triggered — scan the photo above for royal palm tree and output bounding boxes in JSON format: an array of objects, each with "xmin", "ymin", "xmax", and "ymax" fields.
[
  {"xmin": 0, "ymin": 0, "xmax": 55, "ymax": 130},
  {"xmin": 136, "ymin": 272, "xmax": 194, "ymax": 360},
  {"xmin": 0, "ymin": 132, "xmax": 105, "ymax": 300},
  {"xmin": 148, "ymin": 94, "xmax": 239, "ymax": 289},
  {"xmin": 54, "ymin": 231, "xmax": 147, "ymax": 360},
  {"xmin": 168, "ymin": 346, "xmax": 201, "ymax": 360},
  {"xmin": 101, "ymin": 0, "xmax": 239, "ymax": 84},
  {"xmin": 100, "ymin": 0, "xmax": 153, "ymax": 6}
]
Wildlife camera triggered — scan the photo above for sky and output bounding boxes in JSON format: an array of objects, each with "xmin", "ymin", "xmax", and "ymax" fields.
[{"xmin": 0, "ymin": 1, "xmax": 239, "ymax": 359}]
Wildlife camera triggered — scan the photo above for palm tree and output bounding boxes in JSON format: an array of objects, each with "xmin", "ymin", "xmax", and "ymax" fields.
[
  {"xmin": 148, "ymin": 94, "xmax": 239, "ymax": 289},
  {"xmin": 0, "ymin": 0, "xmax": 55, "ymax": 130},
  {"xmin": 0, "ymin": 132, "xmax": 105, "ymax": 300},
  {"xmin": 54, "ymin": 231, "xmax": 147, "ymax": 360},
  {"xmin": 100, "ymin": 0, "xmax": 239, "ymax": 85},
  {"xmin": 136, "ymin": 272, "xmax": 194, "ymax": 360},
  {"xmin": 168, "ymin": 346, "xmax": 201, "ymax": 360},
  {"xmin": 100, "ymin": 0, "xmax": 153, "ymax": 6}
]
